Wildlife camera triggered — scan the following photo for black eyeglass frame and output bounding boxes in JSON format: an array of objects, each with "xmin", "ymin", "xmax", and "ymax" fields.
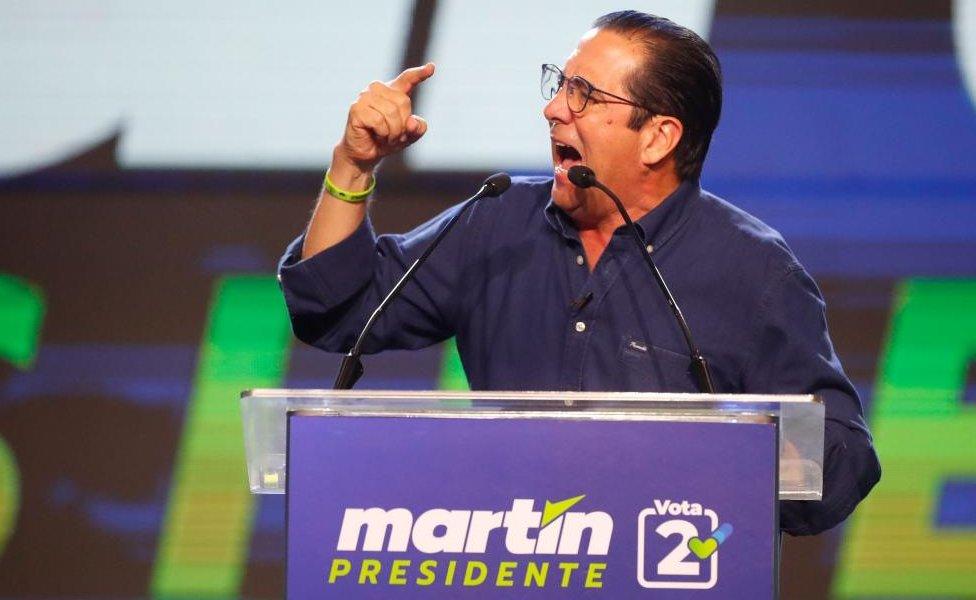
[{"xmin": 541, "ymin": 63, "xmax": 655, "ymax": 115}]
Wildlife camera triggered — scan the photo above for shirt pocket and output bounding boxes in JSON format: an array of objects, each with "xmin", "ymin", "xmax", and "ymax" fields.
[{"xmin": 619, "ymin": 335, "xmax": 699, "ymax": 393}]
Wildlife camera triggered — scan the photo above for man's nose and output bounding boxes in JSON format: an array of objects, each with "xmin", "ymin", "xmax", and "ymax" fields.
[{"xmin": 543, "ymin": 89, "xmax": 571, "ymax": 124}]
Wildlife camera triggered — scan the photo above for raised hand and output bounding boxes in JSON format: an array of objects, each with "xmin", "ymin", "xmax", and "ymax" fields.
[{"xmin": 334, "ymin": 62, "xmax": 435, "ymax": 174}]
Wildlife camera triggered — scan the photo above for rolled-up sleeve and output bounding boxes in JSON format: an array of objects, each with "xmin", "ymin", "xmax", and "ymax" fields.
[
  {"xmin": 279, "ymin": 218, "xmax": 379, "ymax": 320},
  {"xmin": 277, "ymin": 208, "xmax": 465, "ymax": 355}
]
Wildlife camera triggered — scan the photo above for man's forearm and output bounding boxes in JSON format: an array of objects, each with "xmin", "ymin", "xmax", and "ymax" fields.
[
  {"xmin": 301, "ymin": 150, "xmax": 371, "ymax": 260},
  {"xmin": 301, "ymin": 63, "xmax": 435, "ymax": 260},
  {"xmin": 780, "ymin": 420, "xmax": 881, "ymax": 535}
]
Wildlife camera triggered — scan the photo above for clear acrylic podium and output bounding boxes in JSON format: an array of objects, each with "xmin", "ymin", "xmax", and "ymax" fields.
[
  {"xmin": 241, "ymin": 390, "xmax": 824, "ymax": 499},
  {"xmin": 242, "ymin": 390, "xmax": 823, "ymax": 598}
]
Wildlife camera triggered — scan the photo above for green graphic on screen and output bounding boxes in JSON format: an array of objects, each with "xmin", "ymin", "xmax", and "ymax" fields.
[
  {"xmin": 835, "ymin": 279, "xmax": 976, "ymax": 596},
  {"xmin": 0, "ymin": 437, "xmax": 18, "ymax": 560},
  {"xmin": 0, "ymin": 274, "xmax": 44, "ymax": 370},
  {"xmin": 438, "ymin": 337, "xmax": 469, "ymax": 391},
  {"xmin": 0, "ymin": 274, "xmax": 44, "ymax": 559},
  {"xmin": 151, "ymin": 276, "xmax": 292, "ymax": 597}
]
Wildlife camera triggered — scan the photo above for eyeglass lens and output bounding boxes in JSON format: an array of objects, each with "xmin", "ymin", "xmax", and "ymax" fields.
[
  {"xmin": 541, "ymin": 64, "xmax": 588, "ymax": 113},
  {"xmin": 541, "ymin": 65, "xmax": 560, "ymax": 100}
]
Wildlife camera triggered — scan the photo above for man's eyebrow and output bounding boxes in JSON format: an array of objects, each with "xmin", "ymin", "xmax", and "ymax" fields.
[{"xmin": 569, "ymin": 73, "xmax": 597, "ymax": 89}]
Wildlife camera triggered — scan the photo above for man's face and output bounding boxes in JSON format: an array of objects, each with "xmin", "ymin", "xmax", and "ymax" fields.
[{"xmin": 544, "ymin": 28, "xmax": 647, "ymax": 225}]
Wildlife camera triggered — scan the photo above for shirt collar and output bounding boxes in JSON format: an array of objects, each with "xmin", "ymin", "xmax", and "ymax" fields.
[{"xmin": 543, "ymin": 178, "xmax": 701, "ymax": 248}]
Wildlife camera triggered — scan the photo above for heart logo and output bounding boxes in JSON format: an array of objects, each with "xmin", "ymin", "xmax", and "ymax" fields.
[{"xmin": 688, "ymin": 536, "xmax": 719, "ymax": 559}]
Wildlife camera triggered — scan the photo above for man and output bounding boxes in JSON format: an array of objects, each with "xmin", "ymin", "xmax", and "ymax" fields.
[{"xmin": 278, "ymin": 11, "xmax": 880, "ymax": 535}]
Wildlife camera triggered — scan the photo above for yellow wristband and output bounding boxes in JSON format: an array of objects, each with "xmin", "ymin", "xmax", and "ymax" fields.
[{"xmin": 324, "ymin": 170, "xmax": 376, "ymax": 203}]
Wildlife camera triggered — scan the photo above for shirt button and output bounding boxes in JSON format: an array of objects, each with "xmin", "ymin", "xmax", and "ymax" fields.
[
  {"xmin": 574, "ymin": 321, "xmax": 586, "ymax": 333},
  {"xmin": 646, "ymin": 244, "xmax": 654, "ymax": 254},
  {"xmin": 575, "ymin": 255, "xmax": 585, "ymax": 266}
]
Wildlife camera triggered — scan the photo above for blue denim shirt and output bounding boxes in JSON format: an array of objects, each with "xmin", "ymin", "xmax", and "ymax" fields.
[{"xmin": 279, "ymin": 176, "xmax": 880, "ymax": 535}]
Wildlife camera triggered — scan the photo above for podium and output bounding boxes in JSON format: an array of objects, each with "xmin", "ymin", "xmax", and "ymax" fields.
[{"xmin": 241, "ymin": 390, "xmax": 824, "ymax": 599}]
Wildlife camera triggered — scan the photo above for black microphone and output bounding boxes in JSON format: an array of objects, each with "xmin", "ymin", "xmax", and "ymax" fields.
[
  {"xmin": 567, "ymin": 165, "xmax": 715, "ymax": 394},
  {"xmin": 333, "ymin": 172, "xmax": 512, "ymax": 390}
]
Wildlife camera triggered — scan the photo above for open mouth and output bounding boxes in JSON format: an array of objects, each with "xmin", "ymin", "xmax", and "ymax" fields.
[{"xmin": 553, "ymin": 141, "xmax": 583, "ymax": 168}]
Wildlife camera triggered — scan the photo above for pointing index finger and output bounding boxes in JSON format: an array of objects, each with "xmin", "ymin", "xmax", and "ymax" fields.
[{"xmin": 388, "ymin": 62, "xmax": 435, "ymax": 94}]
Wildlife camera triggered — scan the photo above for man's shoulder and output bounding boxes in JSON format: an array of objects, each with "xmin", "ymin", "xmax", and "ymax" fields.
[
  {"xmin": 506, "ymin": 175, "xmax": 554, "ymax": 204},
  {"xmin": 692, "ymin": 188, "xmax": 803, "ymax": 275},
  {"xmin": 470, "ymin": 174, "xmax": 553, "ymax": 218}
]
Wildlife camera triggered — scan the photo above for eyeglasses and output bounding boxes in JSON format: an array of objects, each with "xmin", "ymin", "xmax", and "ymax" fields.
[{"xmin": 541, "ymin": 63, "xmax": 652, "ymax": 114}]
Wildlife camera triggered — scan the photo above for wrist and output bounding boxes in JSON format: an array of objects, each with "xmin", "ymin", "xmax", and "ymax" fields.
[
  {"xmin": 324, "ymin": 169, "xmax": 375, "ymax": 203},
  {"xmin": 329, "ymin": 149, "xmax": 375, "ymax": 190}
]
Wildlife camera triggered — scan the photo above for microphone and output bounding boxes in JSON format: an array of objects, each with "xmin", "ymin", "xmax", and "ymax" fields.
[
  {"xmin": 567, "ymin": 165, "xmax": 716, "ymax": 394},
  {"xmin": 333, "ymin": 172, "xmax": 512, "ymax": 389}
]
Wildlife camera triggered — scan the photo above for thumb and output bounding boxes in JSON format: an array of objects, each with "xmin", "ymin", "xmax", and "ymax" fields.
[{"xmin": 405, "ymin": 115, "xmax": 428, "ymax": 140}]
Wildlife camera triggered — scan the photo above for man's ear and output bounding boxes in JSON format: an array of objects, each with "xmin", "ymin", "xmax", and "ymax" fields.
[{"xmin": 639, "ymin": 115, "xmax": 683, "ymax": 167}]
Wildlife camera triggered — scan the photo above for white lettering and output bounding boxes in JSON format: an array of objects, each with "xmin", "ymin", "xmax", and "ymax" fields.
[
  {"xmin": 503, "ymin": 499, "xmax": 541, "ymax": 554},
  {"xmin": 464, "ymin": 510, "xmax": 504, "ymax": 553},
  {"xmin": 650, "ymin": 499, "xmax": 705, "ymax": 517},
  {"xmin": 653, "ymin": 499, "xmax": 669, "ymax": 515},
  {"xmin": 334, "ymin": 498, "xmax": 617, "ymax": 556},
  {"xmin": 558, "ymin": 512, "xmax": 613, "ymax": 555},
  {"xmin": 411, "ymin": 509, "xmax": 470, "ymax": 553},
  {"xmin": 337, "ymin": 507, "xmax": 412, "ymax": 552},
  {"xmin": 534, "ymin": 516, "xmax": 563, "ymax": 554}
]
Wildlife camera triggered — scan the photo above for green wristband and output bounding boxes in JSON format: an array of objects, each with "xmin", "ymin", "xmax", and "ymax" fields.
[{"xmin": 324, "ymin": 170, "xmax": 376, "ymax": 203}]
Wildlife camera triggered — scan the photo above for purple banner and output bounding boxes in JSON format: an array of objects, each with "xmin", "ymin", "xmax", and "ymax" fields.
[{"xmin": 287, "ymin": 414, "xmax": 777, "ymax": 598}]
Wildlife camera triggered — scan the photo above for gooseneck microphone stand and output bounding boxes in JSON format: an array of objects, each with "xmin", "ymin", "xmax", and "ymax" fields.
[
  {"xmin": 333, "ymin": 172, "xmax": 512, "ymax": 390},
  {"xmin": 567, "ymin": 165, "xmax": 715, "ymax": 394}
]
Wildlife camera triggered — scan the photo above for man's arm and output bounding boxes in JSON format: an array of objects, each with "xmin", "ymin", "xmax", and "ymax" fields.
[
  {"xmin": 745, "ymin": 265, "xmax": 881, "ymax": 535},
  {"xmin": 277, "ymin": 62, "xmax": 470, "ymax": 354},
  {"xmin": 302, "ymin": 63, "xmax": 435, "ymax": 259},
  {"xmin": 278, "ymin": 203, "xmax": 471, "ymax": 355}
]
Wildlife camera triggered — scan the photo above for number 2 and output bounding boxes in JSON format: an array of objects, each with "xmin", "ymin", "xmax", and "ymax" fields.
[{"xmin": 655, "ymin": 519, "xmax": 700, "ymax": 576}]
